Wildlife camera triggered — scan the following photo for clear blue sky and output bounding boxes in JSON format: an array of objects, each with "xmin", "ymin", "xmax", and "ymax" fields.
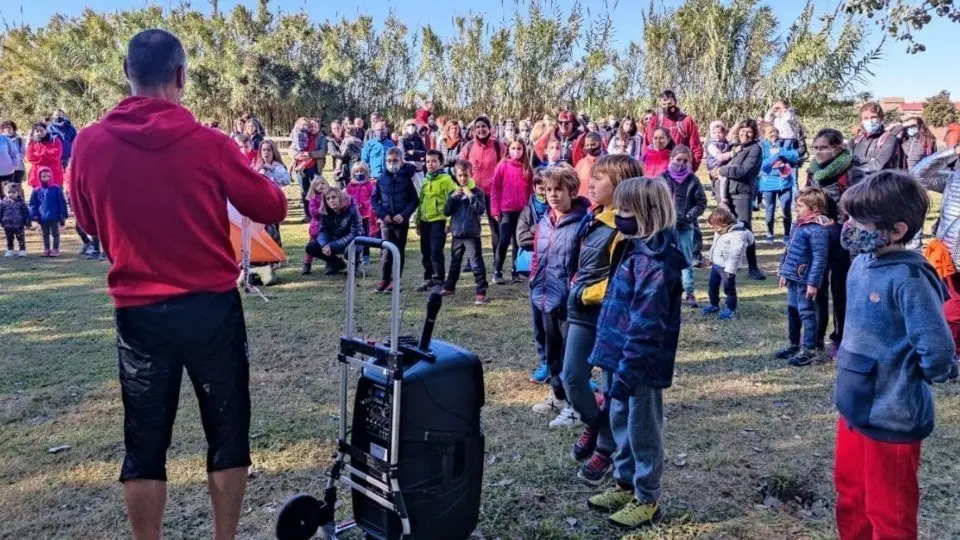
[{"xmin": 2, "ymin": 0, "xmax": 955, "ymax": 101}]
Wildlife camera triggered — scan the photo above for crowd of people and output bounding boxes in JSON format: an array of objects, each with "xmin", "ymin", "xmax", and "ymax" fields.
[{"xmin": 6, "ymin": 37, "xmax": 960, "ymax": 536}]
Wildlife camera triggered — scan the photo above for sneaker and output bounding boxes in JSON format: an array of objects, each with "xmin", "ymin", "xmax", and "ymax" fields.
[
  {"xmin": 414, "ymin": 282, "xmax": 431, "ymax": 292},
  {"xmin": 300, "ymin": 263, "xmax": 312, "ymax": 275},
  {"xmin": 3, "ymin": 250, "xmax": 13, "ymax": 257},
  {"xmin": 511, "ymin": 272, "xmax": 523, "ymax": 283},
  {"xmin": 588, "ymin": 485, "xmax": 635, "ymax": 512},
  {"xmin": 50, "ymin": 249, "xmax": 60, "ymax": 257},
  {"xmin": 578, "ymin": 450, "xmax": 613, "ymax": 486},
  {"xmin": 96, "ymin": 253, "xmax": 106, "ymax": 261},
  {"xmin": 549, "ymin": 404, "xmax": 580, "ymax": 428},
  {"xmin": 474, "ymin": 294, "xmax": 489, "ymax": 305},
  {"xmin": 571, "ymin": 426, "xmax": 598, "ymax": 461},
  {"xmin": 718, "ymin": 308, "xmax": 737, "ymax": 320},
  {"xmin": 493, "ymin": 272, "xmax": 506, "ymax": 285},
  {"xmin": 788, "ymin": 348, "xmax": 817, "ymax": 367},
  {"xmin": 608, "ymin": 499, "xmax": 661, "ymax": 529},
  {"xmin": 701, "ymin": 305, "xmax": 720, "ymax": 316},
  {"xmin": 42, "ymin": 249, "xmax": 51, "ymax": 257},
  {"xmin": 86, "ymin": 250, "xmax": 100, "ymax": 260},
  {"xmin": 748, "ymin": 268, "xmax": 767, "ymax": 280},
  {"xmin": 440, "ymin": 289, "xmax": 455, "ymax": 297},
  {"xmin": 775, "ymin": 344, "xmax": 800, "ymax": 359},
  {"xmin": 18, "ymin": 250, "xmax": 26, "ymax": 257},
  {"xmin": 530, "ymin": 361, "xmax": 550, "ymax": 384},
  {"xmin": 375, "ymin": 281, "xmax": 389, "ymax": 293},
  {"xmin": 685, "ymin": 293, "xmax": 699, "ymax": 309},
  {"xmin": 531, "ymin": 395, "xmax": 565, "ymax": 415},
  {"xmin": 77, "ymin": 243, "xmax": 90, "ymax": 255}
]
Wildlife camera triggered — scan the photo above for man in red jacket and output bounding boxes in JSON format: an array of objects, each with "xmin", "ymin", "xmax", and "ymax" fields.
[
  {"xmin": 643, "ymin": 89, "xmax": 704, "ymax": 170},
  {"xmin": 69, "ymin": 29, "xmax": 287, "ymax": 540}
]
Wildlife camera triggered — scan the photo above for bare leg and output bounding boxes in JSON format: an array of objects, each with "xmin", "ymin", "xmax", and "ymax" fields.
[
  {"xmin": 124, "ymin": 479, "xmax": 166, "ymax": 540},
  {"xmin": 209, "ymin": 467, "xmax": 248, "ymax": 540}
]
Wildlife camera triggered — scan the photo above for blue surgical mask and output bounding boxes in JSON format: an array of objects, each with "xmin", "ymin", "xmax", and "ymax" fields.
[
  {"xmin": 840, "ymin": 221, "xmax": 890, "ymax": 254},
  {"xmin": 862, "ymin": 119, "xmax": 882, "ymax": 134},
  {"xmin": 907, "ymin": 127, "xmax": 919, "ymax": 138},
  {"xmin": 354, "ymin": 173, "xmax": 367, "ymax": 182}
]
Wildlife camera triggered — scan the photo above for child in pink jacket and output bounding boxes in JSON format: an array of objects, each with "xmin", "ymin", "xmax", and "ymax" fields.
[
  {"xmin": 345, "ymin": 162, "xmax": 376, "ymax": 264},
  {"xmin": 491, "ymin": 139, "xmax": 533, "ymax": 283}
]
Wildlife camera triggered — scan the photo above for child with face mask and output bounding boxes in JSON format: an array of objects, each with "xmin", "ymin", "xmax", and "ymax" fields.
[
  {"xmin": 491, "ymin": 140, "xmax": 534, "ymax": 284},
  {"xmin": 370, "ymin": 147, "xmax": 418, "ymax": 291},
  {"xmin": 585, "ymin": 176, "xmax": 686, "ymax": 531},
  {"xmin": 575, "ymin": 132, "xmax": 605, "ymax": 197},
  {"xmin": 833, "ymin": 170, "xmax": 957, "ymax": 540},
  {"xmin": 658, "ymin": 146, "xmax": 707, "ymax": 308},
  {"xmin": 775, "ymin": 188, "xmax": 832, "ymax": 366},
  {"xmin": 345, "ymin": 162, "xmax": 376, "ymax": 265}
]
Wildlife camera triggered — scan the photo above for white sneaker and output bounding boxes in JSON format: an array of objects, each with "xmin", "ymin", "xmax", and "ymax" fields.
[
  {"xmin": 532, "ymin": 395, "xmax": 565, "ymax": 415},
  {"xmin": 549, "ymin": 404, "xmax": 580, "ymax": 428},
  {"xmin": 18, "ymin": 250, "xmax": 26, "ymax": 257},
  {"xmin": 3, "ymin": 250, "xmax": 13, "ymax": 257}
]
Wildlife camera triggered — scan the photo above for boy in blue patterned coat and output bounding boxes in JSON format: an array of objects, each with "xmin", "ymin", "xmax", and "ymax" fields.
[{"xmin": 776, "ymin": 187, "xmax": 831, "ymax": 366}]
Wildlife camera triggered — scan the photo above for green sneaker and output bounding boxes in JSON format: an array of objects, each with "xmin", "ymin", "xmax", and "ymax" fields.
[
  {"xmin": 608, "ymin": 499, "xmax": 661, "ymax": 529},
  {"xmin": 587, "ymin": 485, "xmax": 634, "ymax": 512}
]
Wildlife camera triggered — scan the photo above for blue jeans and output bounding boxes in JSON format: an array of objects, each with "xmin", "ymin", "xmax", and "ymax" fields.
[
  {"xmin": 560, "ymin": 324, "xmax": 614, "ymax": 453},
  {"xmin": 708, "ymin": 265, "xmax": 737, "ymax": 311},
  {"xmin": 677, "ymin": 228, "xmax": 696, "ymax": 294},
  {"xmin": 610, "ymin": 384, "xmax": 664, "ymax": 503},
  {"xmin": 787, "ymin": 280, "xmax": 818, "ymax": 349},
  {"xmin": 763, "ymin": 189, "xmax": 793, "ymax": 238}
]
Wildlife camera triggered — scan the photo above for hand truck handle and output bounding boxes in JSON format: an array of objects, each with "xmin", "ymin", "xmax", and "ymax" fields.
[{"xmin": 345, "ymin": 237, "xmax": 402, "ymax": 354}]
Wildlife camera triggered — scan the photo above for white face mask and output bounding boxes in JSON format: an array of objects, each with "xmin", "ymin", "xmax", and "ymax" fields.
[
  {"xmin": 386, "ymin": 163, "xmax": 401, "ymax": 173},
  {"xmin": 509, "ymin": 149, "xmax": 523, "ymax": 160}
]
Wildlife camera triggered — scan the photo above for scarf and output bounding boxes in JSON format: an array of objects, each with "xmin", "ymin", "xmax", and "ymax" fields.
[
  {"xmin": 809, "ymin": 149, "xmax": 853, "ymax": 185},
  {"xmin": 445, "ymin": 136, "xmax": 462, "ymax": 150}
]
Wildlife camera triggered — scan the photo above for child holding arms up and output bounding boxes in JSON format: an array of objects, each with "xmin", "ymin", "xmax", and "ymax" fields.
[
  {"xmin": 442, "ymin": 160, "xmax": 489, "ymax": 304},
  {"xmin": 1, "ymin": 182, "xmax": 30, "ymax": 257},
  {"xmin": 518, "ymin": 169, "xmax": 551, "ymax": 384},
  {"xmin": 28, "ymin": 167, "xmax": 68, "ymax": 257},
  {"xmin": 415, "ymin": 149, "xmax": 459, "ymax": 292},
  {"xmin": 529, "ymin": 165, "xmax": 590, "ymax": 422},
  {"xmin": 834, "ymin": 171, "xmax": 956, "ymax": 539},
  {"xmin": 585, "ymin": 176, "xmax": 686, "ymax": 530},
  {"xmin": 776, "ymin": 188, "xmax": 832, "ymax": 366},
  {"xmin": 702, "ymin": 207, "xmax": 753, "ymax": 319}
]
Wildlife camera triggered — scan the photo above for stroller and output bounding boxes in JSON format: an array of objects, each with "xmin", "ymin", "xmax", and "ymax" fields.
[{"xmin": 276, "ymin": 238, "xmax": 485, "ymax": 540}]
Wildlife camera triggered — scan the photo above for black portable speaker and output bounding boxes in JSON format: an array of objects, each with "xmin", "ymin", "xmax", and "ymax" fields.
[{"xmin": 349, "ymin": 338, "xmax": 485, "ymax": 540}]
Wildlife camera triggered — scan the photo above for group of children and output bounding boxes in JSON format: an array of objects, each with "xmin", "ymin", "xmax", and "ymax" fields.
[{"xmin": 0, "ymin": 167, "xmax": 69, "ymax": 257}]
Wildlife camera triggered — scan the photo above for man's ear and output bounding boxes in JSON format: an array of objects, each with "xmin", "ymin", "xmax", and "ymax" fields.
[{"xmin": 176, "ymin": 65, "xmax": 186, "ymax": 90}]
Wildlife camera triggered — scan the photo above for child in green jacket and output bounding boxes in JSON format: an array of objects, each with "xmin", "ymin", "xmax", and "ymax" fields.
[{"xmin": 417, "ymin": 149, "xmax": 459, "ymax": 291}]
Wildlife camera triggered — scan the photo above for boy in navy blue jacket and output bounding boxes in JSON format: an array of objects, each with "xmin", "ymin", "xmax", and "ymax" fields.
[
  {"xmin": 28, "ymin": 166, "xmax": 68, "ymax": 257},
  {"xmin": 441, "ymin": 160, "xmax": 489, "ymax": 304},
  {"xmin": 775, "ymin": 187, "xmax": 831, "ymax": 366},
  {"xmin": 834, "ymin": 171, "xmax": 956, "ymax": 539},
  {"xmin": 371, "ymin": 147, "xmax": 419, "ymax": 293}
]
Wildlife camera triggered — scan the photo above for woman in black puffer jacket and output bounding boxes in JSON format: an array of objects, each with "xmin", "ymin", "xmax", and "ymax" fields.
[{"xmin": 718, "ymin": 118, "xmax": 765, "ymax": 280}]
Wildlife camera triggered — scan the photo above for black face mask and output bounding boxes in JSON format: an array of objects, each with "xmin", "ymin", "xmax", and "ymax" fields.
[
  {"xmin": 662, "ymin": 106, "xmax": 677, "ymax": 116},
  {"xmin": 615, "ymin": 215, "xmax": 639, "ymax": 236}
]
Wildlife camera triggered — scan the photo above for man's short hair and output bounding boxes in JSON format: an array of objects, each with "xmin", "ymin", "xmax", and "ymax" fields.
[{"xmin": 126, "ymin": 29, "xmax": 187, "ymax": 87}]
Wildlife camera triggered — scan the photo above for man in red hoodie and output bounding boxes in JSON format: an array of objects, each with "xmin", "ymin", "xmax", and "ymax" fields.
[
  {"xmin": 643, "ymin": 89, "xmax": 704, "ymax": 171},
  {"xmin": 69, "ymin": 29, "xmax": 287, "ymax": 540}
]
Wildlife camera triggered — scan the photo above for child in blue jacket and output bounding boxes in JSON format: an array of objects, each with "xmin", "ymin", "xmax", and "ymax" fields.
[
  {"xmin": 28, "ymin": 166, "xmax": 67, "ymax": 257},
  {"xmin": 585, "ymin": 176, "xmax": 686, "ymax": 531},
  {"xmin": 758, "ymin": 125, "xmax": 801, "ymax": 243},
  {"xmin": 833, "ymin": 170, "xmax": 956, "ymax": 539},
  {"xmin": 776, "ymin": 187, "xmax": 831, "ymax": 366}
]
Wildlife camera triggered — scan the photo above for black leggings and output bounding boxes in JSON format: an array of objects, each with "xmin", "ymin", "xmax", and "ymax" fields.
[
  {"xmin": 380, "ymin": 222, "xmax": 409, "ymax": 283},
  {"xmin": 817, "ymin": 244, "xmax": 850, "ymax": 346},
  {"xmin": 730, "ymin": 191, "xmax": 759, "ymax": 271},
  {"xmin": 419, "ymin": 220, "xmax": 447, "ymax": 285},
  {"xmin": 495, "ymin": 210, "xmax": 521, "ymax": 275}
]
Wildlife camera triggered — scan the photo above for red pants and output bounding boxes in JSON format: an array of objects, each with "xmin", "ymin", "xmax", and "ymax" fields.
[
  {"xmin": 834, "ymin": 417, "xmax": 921, "ymax": 540},
  {"xmin": 943, "ymin": 274, "xmax": 960, "ymax": 353}
]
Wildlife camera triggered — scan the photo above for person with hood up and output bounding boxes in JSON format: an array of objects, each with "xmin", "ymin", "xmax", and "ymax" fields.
[
  {"xmin": 528, "ymin": 166, "xmax": 591, "ymax": 426},
  {"xmin": 305, "ymin": 185, "xmax": 364, "ymax": 275},
  {"xmin": 26, "ymin": 123, "xmax": 64, "ymax": 188},
  {"xmin": 533, "ymin": 110, "xmax": 586, "ymax": 167},
  {"xmin": 659, "ymin": 145, "xmax": 707, "ymax": 308},
  {"xmin": 585, "ymin": 176, "xmax": 687, "ymax": 532},
  {"xmin": 913, "ymin": 143, "xmax": 960, "ymax": 353},
  {"xmin": 491, "ymin": 139, "xmax": 534, "ymax": 284},
  {"xmin": 68, "ymin": 30, "xmax": 288, "ymax": 540},
  {"xmin": 718, "ymin": 118, "xmax": 765, "ymax": 281},
  {"xmin": 372, "ymin": 147, "xmax": 419, "ymax": 293},
  {"xmin": 29, "ymin": 166, "xmax": 68, "ymax": 257},
  {"xmin": 50, "ymin": 109, "xmax": 78, "ymax": 169},
  {"xmin": 362, "ymin": 120, "xmax": 396, "ymax": 180},
  {"xmin": 832, "ymin": 170, "xmax": 956, "ymax": 540},
  {"xmin": 849, "ymin": 102, "xmax": 904, "ymax": 172},
  {"xmin": 459, "ymin": 115, "xmax": 505, "ymax": 252},
  {"xmin": 643, "ymin": 90, "xmax": 704, "ymax": 170}
]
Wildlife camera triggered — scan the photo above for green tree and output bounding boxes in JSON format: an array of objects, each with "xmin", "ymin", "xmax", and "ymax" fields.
[
  {"xmin": 845, "ymin": 0, "xmax": 960, "ymax": 53},
  {"xmin": 922, "ymin": 90, "xmax": 959, "ymax": 127}
]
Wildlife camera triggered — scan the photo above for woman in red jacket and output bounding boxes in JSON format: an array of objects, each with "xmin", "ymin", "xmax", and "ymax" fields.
[
  {"xmin": 26, "ymin": 123, "xmax": 65, "ymax": 188},
  {"xmin": 491, "ymin": 139, "xmax": 533, "ymax": 284}
]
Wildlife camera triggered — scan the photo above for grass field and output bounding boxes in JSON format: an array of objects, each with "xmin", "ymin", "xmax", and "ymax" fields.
[{"xmin": 1, "ymin": 182, "xmax": 959, "ymax": 540}]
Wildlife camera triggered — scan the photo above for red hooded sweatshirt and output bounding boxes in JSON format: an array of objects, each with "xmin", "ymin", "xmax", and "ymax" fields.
[{"xmin": 69, "ymin": 96, "xmax": 288, "ymax": 308}]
